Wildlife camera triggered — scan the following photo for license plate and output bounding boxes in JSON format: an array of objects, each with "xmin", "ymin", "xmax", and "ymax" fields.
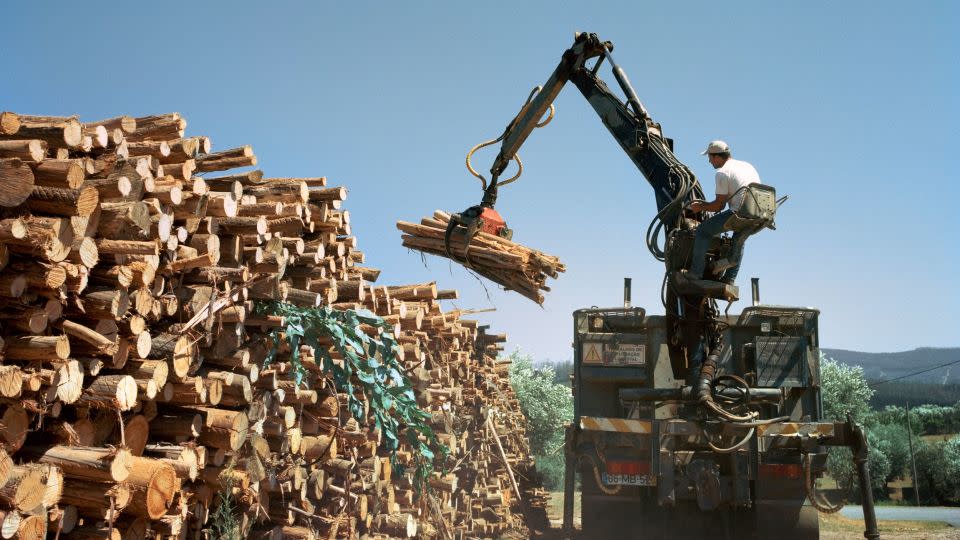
[{"xmin": 601, "ymin": 472, "xmax": 656, "ymax": 486}]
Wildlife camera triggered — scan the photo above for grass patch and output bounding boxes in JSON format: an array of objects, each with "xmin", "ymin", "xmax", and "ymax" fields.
[
  {"xmin": 546, "ymin": 491, "xmax": 581, "ymax": 522},
  {"xmin": 820, "ymin": 512, "xmax": 953, "ymax": 533}
]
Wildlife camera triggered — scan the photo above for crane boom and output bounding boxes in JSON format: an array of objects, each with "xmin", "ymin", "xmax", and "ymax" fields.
[{"xmin": 485, "ymin": 32, "xmax": 705, "ymax": 238}]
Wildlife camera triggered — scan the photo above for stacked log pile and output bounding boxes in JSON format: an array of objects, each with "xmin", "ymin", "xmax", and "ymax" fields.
[
  {"xmin": 0, "ymin": 111, "xmax": 546, "ymax": 539},
  {"xmin": 397, "ymin": 211, "xmax": 566, "ymax": 304}
]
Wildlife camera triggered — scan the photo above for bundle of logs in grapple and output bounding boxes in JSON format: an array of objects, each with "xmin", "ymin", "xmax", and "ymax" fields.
[
  {"xmin": 0, "ymin": 111, "xmax": 549, "ymax": 539},
  {"xmin": 396, "ymin": 212, "xmax": 565, "ymax": 304}
]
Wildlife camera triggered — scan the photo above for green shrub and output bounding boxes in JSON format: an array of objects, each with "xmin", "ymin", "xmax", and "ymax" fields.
[
  {"xmin": 914, "ymin": 436, "xmax": 960, "ymax": 504},
  {"xmin": 871, "ymin": 422, "xmax": 912, "ymax": 483},
  {"xmin": 507, "ymin": 350, "xmax": 574, "ymax": 491}
]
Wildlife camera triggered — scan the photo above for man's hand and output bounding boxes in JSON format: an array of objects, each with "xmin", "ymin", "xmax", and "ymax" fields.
[{"xmin": 691, "ymin": 194, "xmax": 730, "ymax": 214}]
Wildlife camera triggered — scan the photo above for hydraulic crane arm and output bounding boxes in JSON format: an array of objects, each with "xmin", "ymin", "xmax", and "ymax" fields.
[{"xmin": 482, "ymin": 32, "xmax": 705, "ymax": 240}]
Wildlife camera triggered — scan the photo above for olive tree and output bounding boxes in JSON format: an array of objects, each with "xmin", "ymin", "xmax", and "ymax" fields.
[
  {"xmin": 508, "ymin": 350, "xmax": 573, "ymax": 490},
  {"xmin": 820, "ymin": 355, "xmax": 890, "ymax": 496}
]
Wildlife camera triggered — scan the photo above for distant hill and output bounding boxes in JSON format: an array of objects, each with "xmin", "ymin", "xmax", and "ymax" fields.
[
  {"xmin": 820, "ymin": 347, "xmax": 960, "ymax": 407},
  {"xmin": 821, "ymin": 347, "xmax": 960, "ymax": 385}
]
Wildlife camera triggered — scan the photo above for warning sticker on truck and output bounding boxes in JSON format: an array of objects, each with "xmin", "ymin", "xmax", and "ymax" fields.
[
  {"xmin": 603, "ymin": 343, "xmax": 646, "ymax": 366},
  {"xmin": 582, "ymin": 343, "xmax": 603, "ymax": 364}
]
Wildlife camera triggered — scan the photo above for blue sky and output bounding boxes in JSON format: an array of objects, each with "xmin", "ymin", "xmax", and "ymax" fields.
[{"xmin": 3, "ymin": 1, "xmax": 957, "ymax": 361}]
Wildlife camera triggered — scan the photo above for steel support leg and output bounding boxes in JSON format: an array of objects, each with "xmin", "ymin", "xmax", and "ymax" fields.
[
  {"xmin": 850, "ymin": 418, "xmax": 880, "ymax": 540},
  {"xmin": 562, "ymin": 426, "xmax": 576, "ymax": 538}
]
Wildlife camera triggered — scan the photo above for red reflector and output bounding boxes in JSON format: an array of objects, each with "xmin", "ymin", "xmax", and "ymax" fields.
[
  {"xmin": 759, "ymin": 463, "xmax": 802, "ymax": 480},
  {"xmin": 605, "ymin": 461, "xmax": 650, "ymax": 476}
]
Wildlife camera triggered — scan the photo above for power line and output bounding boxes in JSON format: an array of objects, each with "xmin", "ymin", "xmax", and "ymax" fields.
[{"xmin": 868, "ymin": 358, "xmax": 960, "ymax": 387}]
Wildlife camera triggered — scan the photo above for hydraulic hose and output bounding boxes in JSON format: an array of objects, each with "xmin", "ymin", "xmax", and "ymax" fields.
[{"xmin": 697, "ymin": 348, "xmax": 761, "ymax": 423}]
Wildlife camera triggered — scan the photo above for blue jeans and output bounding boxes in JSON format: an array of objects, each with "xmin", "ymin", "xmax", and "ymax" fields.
[{"xmin": 689, "ymin": 210, "xmax": 748, "ymax": 282}]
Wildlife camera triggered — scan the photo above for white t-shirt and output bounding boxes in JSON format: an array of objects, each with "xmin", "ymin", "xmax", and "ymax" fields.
[{"xmin": 715, "ymin": 158, "xmax": 761, "ymax": 212}]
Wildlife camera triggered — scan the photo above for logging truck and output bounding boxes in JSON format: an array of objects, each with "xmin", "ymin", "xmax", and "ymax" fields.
[{"xmin": 451, "ymin": 33, "xmax": 881, "ymax": 539}]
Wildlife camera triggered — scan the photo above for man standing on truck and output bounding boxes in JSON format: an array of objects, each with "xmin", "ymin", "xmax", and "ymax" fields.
[{"xmin": 684, "ymin": 140, "xmax": 761, "ymax": 284}]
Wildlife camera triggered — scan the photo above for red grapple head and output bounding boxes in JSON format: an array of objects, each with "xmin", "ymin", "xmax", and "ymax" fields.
[{"xmin": 478, "ymin": 206, "xmax": 508, "ymax": 237}]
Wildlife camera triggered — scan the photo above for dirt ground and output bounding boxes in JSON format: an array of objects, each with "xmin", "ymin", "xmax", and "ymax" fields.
[
  {"xmin": 542, "ymin": 492, "xmax": 959, "ymax": 539},
  {"xmin": 820, "ymin": 531, "xmax": 960, "ymax": 539},
  {"xmin": 819, "ymin": 512, "xmax": 958, "ymax": 539}
]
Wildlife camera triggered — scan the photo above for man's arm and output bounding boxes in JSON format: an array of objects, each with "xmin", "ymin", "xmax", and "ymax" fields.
[{"xmin": 690, "ymin": 194, "xmax": 730, "ymax": 213}]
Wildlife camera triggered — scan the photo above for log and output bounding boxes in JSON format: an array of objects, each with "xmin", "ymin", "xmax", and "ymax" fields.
[
  {"xmin": 127, "ymin": 113, "xmax": 184, "ymax": 142},
  {"xmin": 85, "ymin": 115, "xmax": 136, "ymax": 135},
  {"xmin": 95, "ymin": 238, "xmax": 158, "ymax": 256},
  {"xmin": 148, "ymin": 413, "xmax": 202, "ymax": 440},
  {"xmin": 79, "ymin": 374, "xmax": 138, "ymax": 410},
  {"xmin": 163, "ymin": 378, "xmax": 207, "ymax": 406},
  {"xmin": 0, "ymin": 159, "xmax": 35, "ymax": 207},
  {"xmin": 5, "ymin": 116, "xmax": 82, "ymax": 148},
  {"xmin": 30, "ymin": 446, "xmax": 133, "ymax": 483},
  {"xmin": 0, "ymin": 404, "xmax": 28, "ymax": 452},
  {"xmin": 44, "ymin": 359, "xmax": 84, "ymax": 404},
  {"xmin": 25, "ymin": 185, "xmax": 99, "ymax": 217},
  {"xmin": 3, "ymin": 335, "xmax": 70, "ymax": 361},
  {"xmin": 76, "ymin": 289, "xmax": 129, "ymax": 319},
  {"xmin": 63, "ymin": 524, "xmax": 120, "ymax": 540},
  {"xmin": 145, "ymin": 333, "xmax": 193, "ymax": 379},
  {"xmin": 14, "ymin": 514, "xmax": 45, "ymax": 540},
  {"xmin": 30, "ymin": 159, "xmax": 85, "ymax": 188},
  {"xmin": 0, "ymin": 113, "xmax": 19, "ymax": 136},
  {"xmin": 0, "ymin": 140, "xmax": 46, "ymax": 162},
  {"xmin": 60, "ymin": 480, "xmax": 130, "ymax": 520},
  {"xmin": 373, "ymin": 513, "xmax": 417, "ymax": 538},
  {"xmin": 196, "ymin": 408, "xmax": 249, "ymax": 451},
  {"xmin": 123, "ymin": 415, "xmax": 150, "ymax": 456},
  {"xmin": 68, "ymin": 236, "xmax": 99, "ymax": 268},
  {"xmin": 0, "ymin": 219, "xmax": 26, "ymax": 242},
  {"xmin": 123, "ymin": 457, "xmax": 177, "ymax": 519},
  {"xmin": 0, "ymin": 368, "xmax": 21, "ymax": 399},
  {"xmin": 0, "ymin": 510, "xmax": 19, "ymax": 539},
  {"xmin": 194, "ymin": 146, "xmax": 256, "ymax": 173},
  {"xmin": 83, "ymin": 124, "xmax": 109, "ymax": 148},
  {"xmin": 96, "ymin": 201, "xmax": 151, "ymax": 238},
  {"xmin": 60, "ymin": 320, "xmax": 118, "ymax": 355}
]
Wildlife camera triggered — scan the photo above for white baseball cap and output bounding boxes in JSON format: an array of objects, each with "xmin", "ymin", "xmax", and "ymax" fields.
[{"xmin": 701, "ymin": 140, "xmax": 730, "ymax": 155}]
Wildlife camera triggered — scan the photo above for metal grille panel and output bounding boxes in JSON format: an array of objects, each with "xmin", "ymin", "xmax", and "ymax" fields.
[{"xmin": 755, "ymin": 336, "xmax": 807, "ymax": 387}]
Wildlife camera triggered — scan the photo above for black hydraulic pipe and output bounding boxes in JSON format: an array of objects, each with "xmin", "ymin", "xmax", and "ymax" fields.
[
  {"xmin": 603, "ymin": 51, "xmax": 650, "ymax": 120},
  {"xmin": 619, "ymin": 386, "xmax": 782, "ymax": 403},
  {"xmin": 697, "ymin": 349, "xmax": 720, "ymax": 403},
  {"xmin": 561, "ymin": 429, "xmax": 576, "ymax": 536},
  {"xmin": 851, "ymin": 419, "xmax": 880, "ymax": 539}
]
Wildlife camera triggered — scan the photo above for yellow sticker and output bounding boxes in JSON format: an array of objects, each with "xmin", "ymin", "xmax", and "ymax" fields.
[{"xmin": 583, "ymin": 343, "xmax": 602, "ymax": 364}]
